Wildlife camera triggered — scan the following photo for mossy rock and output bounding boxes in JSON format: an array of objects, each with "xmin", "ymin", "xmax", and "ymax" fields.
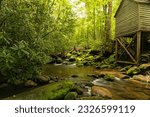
[
  {"xmin": 86, "ymin": 56, "xmax": 94, "ymax": 61},
  {"xmin": 66, "ymin": 53, "xmax": 72, "ymax": 57},
  {"xmin": 70, "ymin": 85, "xmax": 84, "ymax": 95},
  {"xmin": 64, "ymin": 92, "xmax": 78, "ymax": 100},
  {"xmin": 56, "ymin": 57, "xmax": 63, "ymax": 64},
  {"xmin": 139, "ymin": 64, "xmax": 150, "ymax": 72},
  {"xmin": 119, "ymin": 65, "xmax": 132, "ymax": 72},
  {"xmin": 104, "ymin": 74, "xmax": 115, "ymax": 81},
  {"xmin": 76, "ymin": 57, "xmax": 82, "ymax": 61},
  {"xmin": 126, "ymin": 66, "xmax": 141, "ymax": 76},
  {"xmin": 100, "ymin": 65, "xmax": 112, "ymax": 69},
  {"xmin": 5, "ymin": 81, "xmax": 74, "ymax": 100},
  {"xmin": 69, "ymin": 57, "xmax": 76, "ymax": 62}
]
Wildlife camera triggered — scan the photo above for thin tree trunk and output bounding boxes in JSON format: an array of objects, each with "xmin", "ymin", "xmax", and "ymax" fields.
[
  {"xmin": 93, "ymin": 5, "xmax": 96, "ymax": 40},
  {"xmin": 105, "ymin": 0, "xmax": 112, "ymax": 41}
]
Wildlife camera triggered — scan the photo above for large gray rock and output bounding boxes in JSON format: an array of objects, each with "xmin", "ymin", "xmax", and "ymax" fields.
[{"xmin": 91, "ymin": 86, "xmax": 112, "ymax": 98}]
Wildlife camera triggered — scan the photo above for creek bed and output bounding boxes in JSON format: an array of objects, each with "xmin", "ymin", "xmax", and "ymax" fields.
[{"xmin": 1, "ymin": 64, "xmax": 150, "ymax": 100}]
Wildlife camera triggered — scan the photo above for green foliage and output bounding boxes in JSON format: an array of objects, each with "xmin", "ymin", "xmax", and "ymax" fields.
[
  {"xmin": 0, "ymin": 0, "xmax": 121, "ymax": 84},
  {"xmin": 0, "ymin": 0, "xmax": 75, "ymax": 83}
]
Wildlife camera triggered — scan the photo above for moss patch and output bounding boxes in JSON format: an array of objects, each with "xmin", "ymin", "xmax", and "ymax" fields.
[
  {"xmin": 126, "ymin": 66, "xmax": 141, "ymax": 76},
  {"xmin": 64, "ymin": 92, "xmax": 78, "ymax": 100},
  {"xmin": 104, "ymin": 74, "xmax": 115, "ymax": 81},
  {"xmin": 5, "ymin": 81, "xmax": 74, "ymax": 100}
]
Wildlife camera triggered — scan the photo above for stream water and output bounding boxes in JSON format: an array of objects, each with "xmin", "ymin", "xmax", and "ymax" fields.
[
  {"xmin": 1, "ymin": 64, "xmax": 150, "ymax": 99},
  {"xmin": 42, "ymin": 64, "xmax": 150, "ymax": 100}
]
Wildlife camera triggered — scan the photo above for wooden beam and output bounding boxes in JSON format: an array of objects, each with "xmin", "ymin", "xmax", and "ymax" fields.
[
  {"xmin": 115, "ymin": 39, "xmax": 118, "ymax": 61},
  {"xmin": 118, "ymin": 38, "xmax": 133, "ymax": 59},
  {"xmin": 117, "ymin": 61, "xmax": 136, "ymax": 65},
  {"xmin": 118, "ymin": 38, "xmax": 136, "ymax": 63},
  {"xmin": 133, "ymin": 33, "xmax": 137, "ymax": 40},
  {"xmin": 136, "ymin": 31, "xmax": 141, "ymax": 64}
]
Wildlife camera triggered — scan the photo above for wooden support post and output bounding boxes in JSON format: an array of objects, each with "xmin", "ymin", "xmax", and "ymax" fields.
[
  {"xmin": 136, "ymin": 31, "xmax": 141, "ymax": 64},
  {"xmin": 118, "ymin": 38, "xmax": 136, "ymax": 63},
  {"xmin": 115, "ymin": 39, "xmax": 118, "ymax": 61}
]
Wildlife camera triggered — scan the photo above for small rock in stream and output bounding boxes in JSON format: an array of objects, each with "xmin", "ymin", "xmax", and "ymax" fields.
[
  {"xmin": 25, "ymin": 80, "xmax": 37, "ymax": 87},
  {"xmin": 37, "ymin": 76, "xmax": 50, "ymax": 84}
]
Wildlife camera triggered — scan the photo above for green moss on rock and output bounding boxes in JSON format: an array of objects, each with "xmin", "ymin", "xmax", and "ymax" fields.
[
  {"xmin": 104, "ymin": 74, "xmax": 115, "ymax": 81},
  {"xmin": 70, "ymin": 85, "xmax": 84, "ymax": 95},
  {"xmin": 126, "ymin": 66, "xmax": 141, "ymax": 76},
  {"xmin": 5, "ymin": 81, "xmax": 74, "ymax": 100},
  {"xmin": 64, "ymin": 92, "xmax": 78, "ymax": 100}
]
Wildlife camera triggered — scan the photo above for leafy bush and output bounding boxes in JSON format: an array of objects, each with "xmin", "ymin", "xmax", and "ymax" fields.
[{"xmin": 0, "ymin": 0, "xmax": 75, "ymax": 83}]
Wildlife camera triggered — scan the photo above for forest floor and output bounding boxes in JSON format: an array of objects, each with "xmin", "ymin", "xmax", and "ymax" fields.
[{"xmin": 1, "ymin": 49, "xmax": 150, "ymax": 100}]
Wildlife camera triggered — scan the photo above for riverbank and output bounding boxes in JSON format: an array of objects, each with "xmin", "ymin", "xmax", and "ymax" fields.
[{"xmin": 1, "ymin": 49, "xmax": 150, "ymax": 100}]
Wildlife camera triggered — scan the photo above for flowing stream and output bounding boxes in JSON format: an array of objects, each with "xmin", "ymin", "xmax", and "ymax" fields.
[
  {"xmin": 1, "ymin": 64, "xmax": 150, "ymax": 99},
  {"xmin": 42, "ymin": 64, "xmax": 150, "ymax": 100}
]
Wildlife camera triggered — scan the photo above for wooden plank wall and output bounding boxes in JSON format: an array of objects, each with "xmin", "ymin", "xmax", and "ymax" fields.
[
  {"xmin": 115, "ymin": 0, "xmax": 138, "ymax": 37},
  {"xmin": 139, "ymin": 3, "xmax": 150, "ymax": 31}
]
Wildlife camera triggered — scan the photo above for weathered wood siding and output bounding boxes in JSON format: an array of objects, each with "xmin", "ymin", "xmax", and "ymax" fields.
[
  {"xmin": 139, "ymin": 3, "xmax": 150, "ymax": 31},
  {"xmin": 115, "ymin": 0, "xmax": 138, "ymax": 37}
]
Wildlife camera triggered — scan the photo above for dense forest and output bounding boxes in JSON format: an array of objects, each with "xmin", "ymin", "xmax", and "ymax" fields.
[
  {"xmin": 0, "ymin": 0, "xmax": 120, "ymax": 83},
  {"xmin": 1, "ymin": 0, "xmax": 150, "ymax": 100}
]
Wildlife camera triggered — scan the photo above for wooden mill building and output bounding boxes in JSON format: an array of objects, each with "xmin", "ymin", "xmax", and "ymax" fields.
[{"xmin": 115, "ymin": 0, "xmax": 150, "ymax": 64}]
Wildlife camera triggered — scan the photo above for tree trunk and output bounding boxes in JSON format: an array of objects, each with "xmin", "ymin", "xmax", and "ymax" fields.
[
  {"xmin": 93, "ymin": 5, "xmax": 96, "ymax": 40},
  {"xmin": 104, "ymin": 0, "xmax": 112, "ymax": 42},
  {"xmin": 107, "ymin": 0, "xmax": 112, "ymax": 40}
]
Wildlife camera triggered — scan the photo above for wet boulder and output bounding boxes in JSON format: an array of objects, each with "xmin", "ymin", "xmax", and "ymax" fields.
[
  {"xmin": 25, "ymin": 80, "xmax": 37, "ymax": 87},
  {"xmin": 37, "ymin": 76, "xmax": 50, "ymax": 84},
  {"xmin": 91, "ymin": 86, "xmax": 112, "ymax": 98},
  {"xmin": 49, "ymin": 76, "xmax": 59, "ymax": 82},
  {"xmin": 70, "ymin": 85, "xmax": 84, "ymax": 95},
  {"xmin": 133, "ymin": 75, "xmax": 150, "ymax": 83}
]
